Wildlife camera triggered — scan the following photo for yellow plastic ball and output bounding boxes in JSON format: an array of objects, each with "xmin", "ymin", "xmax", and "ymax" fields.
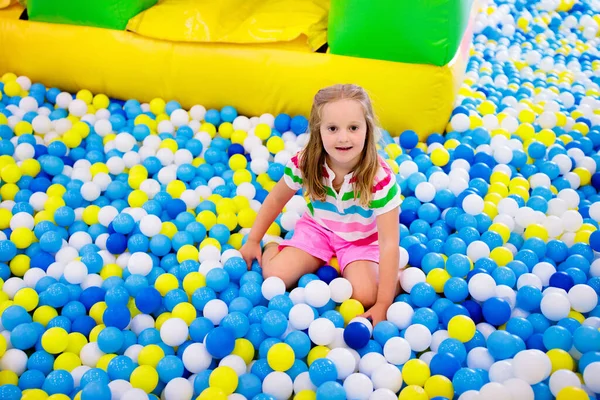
[
  {"xmin": 573, "ymin": 167, "xmax": 591, "ymax": 186},
  {"xmin": 148, "ymin": 98, "xmax": 165, "ymax": 115},
  {"xmin": 524, "ymin": 223, "xmax": 549, "ymax": 242},
  {"xmin": 229, "ymin": 154, "xmax": 248, "ymax": 171},
  {"xmin": 266, "ymin": 136, "xmax": 285, "ymax": 154},
  {"xmin": 154, "ymin": 273, "xmax": 179, "ymax": 296},
  {"xmin": 96, "ymin": 354, "xmax": 117, "ymax": 371},
  {"xmin": 209, "ymin": 366, "xmax": 238, "ymax": 395},
  {"xmin": 267, "ymin": 343, "xmax": 295, "ymax": 372},
  {"xmin": 66, "ymin": 332, "xmax": 88, "ymax": 355},
  {"xmin": 138, "ymin": 345, "xmax": 165, "ymax": 368},
  {"xmin": 232, "ymin": 338, "xmax": 255, "ymax": 365},
  {"xmin": 92, "ymin": 94, "xmax": 110, "ymax": 109},
  {"xmin": 14, "ymin": 121, "xmax": 33, "ymax": 136},
  {"xmin": 10, "ymin": 254, "xmax": 31, "ymax": 277},
  {"xmin": 21, "ymin": 159, "xmax": 41, "ymax": 177},
  {"xmin": 177, "ymin": 244, "xmax": 199, "ymax": 263},
  {"xmin": 41, "ymin": 327, "xmax": 69, "ymax": 354},
  {"xmin": 130, "ymin": 365, "xmax": 159, "ymax": 393},
  {"xmin": 237, "ymin": 208, "xmax": 257, "ymax": 229},
  {"xmin": 0, "ymin": 370, "xmax": 18, "ymax": 385},
  {"xmin": 489, "ymin": 246, "xmax": 513, "ymax": 266},
  {"xmin": 0, "ymin": 333, "xmax": 6, "ymax": 357},
  {"xmin": 166, "ymin": 180, "xmax": 186, "ymax": 198},
  {"xmin": 448, "ymin": 315, "xmax": 476, "ymax": 343},
  {"xmin": 48, "ymin": 394, "xmax": 71, "ymax": 400},
  {"xmin": 198, "ymin": 388, "xmax": 228, "ymax": 400},
  {"xmin": 89, "ymin": 302, "xmax": 107, "ymax": 325},
  {"xmin": 89, "ymin": 325, "xmax": 105, "ymax": 343},
  {"xmin": 307, "ymin": 346, "xmax": 330, "ymax": 366},
  {"xmin": 430, "ymin": 148, "xmax": 450, "ymax": 167},
  {"xmin": 217, "ymin": 212, "xmax": 238, "ymax": 231},
  {"xmin": 426, "ymin": 268, "xmax": 450, "ymax": 293},
  {"xmin": 478, "ymin": 100, "xmax": 496, "ymax": 115},
  {"xmin": 54, "ymin": 352, "xmax": 82, "ymax": 372},
  {"xmin": 254, "ymin": 123, "xmax": 271, "ymax": 140},
  {"xmin": 197, "ymin": 210, "xmax": 217, "ymax": 230},
  {"xmin": 128, "ymin": 190, "xmax": 148, "ymax": 207},
  {"xmin": 155, "ymin": 312, "xmax": 172, "ymax": 330},
  {"xmin": 14, "ymin": 287, "xmax": 39, "ymax": 311},
  {"xmin": 75, "ymin": 89, "xmax": 93, "ymax": 104},
  {"xmin": 3, "ymin": 80, "xmax": 21, "ymax": 97},
  {"xmin": 228, "ymin": 233, "xmax": 244, "ymax": 250},
  {"xmin": 424, "ymin": 375, "xmax": 454, "ymax": 399},
  {"xmin": 218, "ymin": 122, "xmax": 234, "ymax": 138},
  {"xmin": 547, "ymin": 349, "xmax": 574, "ymax": 373},
  {"xmin": 231, "ymin": 130, "xmax": 248, "ymax": 145},
  {"xmin": 172, "ymin": 302, "xmax": 196, "ymax": 325},
  {"xmin": 0, "ymin": 208, "xmax": 12, "ymax": 229},
  {"xmin": 0, "ymin": 183, "xmax": 19, "ymax": 201},
  {"xmin": 183, "ymin": 272, "xmax": 206, "ymax": 295},
  {"xmin": 398, "ymin": 385, "xmax": 429, "ymax": 400},
  {"xmin": 82, "ymin": 205, "xmax": 101, "ymax": 225},
  {"xmin": 339, "ymin": 299, "xmax": 365, "ymax": 325},
  {"xmin": 10, "ymin": 227, "xmax": 34, "ymax": 249},
  {"xmin": 294, "ymin": 390, "xmax": 317, "ymax": 400},
  {"xmin": 402, "ymin": 359, "xmax": 431, "ymax": 386},
  {"xmin": 0, "ymin": 164, "xmax": 23, "ymax": 183},
  {"xmin": 488, "ymin": 223, "xmax": 511, "ymax": 243},
  {"xmin": 200, "ymin": 238, "xmax": 222, "ymax": 251},
  {"xmin": 557, "ymin": 386, "xmax": 588, "ymax": 400},
  {"xmin": 233, "ymin": 169, "xmax": 252, "ymax": 185},
  {"xmin": 200, "ymin": 123, "xmax": 217, "ymax": 138},
  {"xmin": 100, "ymin": 263, "xmax": 123, "ymax": 280},
  {"xmin": 32, "ymin": 305, "xmax": 58, "ymax": 327}
]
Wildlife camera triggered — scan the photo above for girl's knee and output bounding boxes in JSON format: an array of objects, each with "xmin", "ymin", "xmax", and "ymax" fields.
[{"xmin": 352, "ymin": 285, "xmax": 377, "ymax": 309}]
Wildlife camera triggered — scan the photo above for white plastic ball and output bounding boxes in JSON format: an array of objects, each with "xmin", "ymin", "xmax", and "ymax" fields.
[
  {"xmin": 203, "ymin": 299, "xmax": 228, "ymax": 325},
  {"xmin": 219, "ymin": 355, "xmax": 247, "ymax": 376},
  {"xmin": 371, "ymin": 362, "xmax": 402, "ymax": 393},
  {"xmin": 400, "ymin": 267, "xmax": 426, "ymax": 293},
  {"xmin": 358, "ymin": 352, "xmax": 387, "ymax": 378},
  {"xmin": 108, "ymin": 379, "xmax": 133, "ymax": 400},
  {"xmin": 469, "ymin": 273, "xmax": 496, "ymax": 302},
  {"xmin": 182, "ymin": 343, "xmax": 212, "ymax": 373},
  {"xmin": 415, "ymin": 182, "xmax": 436, "ymax": 202},
  {"xmin": 404, "ymin": 324, "xmax": 432, "ymax": 352},
  {"xmin": 293, "ymin": 371, "xmax": 316, "ymax": 394},
  {"xmin": 262, "ymin": 276, "xmax": 286, "ymax": 301},
  {"xmin": 503, "ymin": 378, "xmax": 534, "ymax": 400},
  {"xmin": 329, "ymin": 278, "xmax": 353, "ymax": 303},
  {"xmin": 583, "ymin": 362, "xmax": 600, "ymax": 393},
  {"xmin": 0, "ymin": 348, "xmax": 28, "ymax": 375},
  {"xmin": 568, "ymin": 284, "xmax": 598, "ymax": 313},
  {"xmin": 479, "ymin": 382, "xmax": 512, "ymax": 400},
  {"xmin": 549, "ymin": 369, "xmax": 582, "ymax": 396},
  {"xmin": 304, "ymin": 280, "xmax": 331, "ymax": 308},
  {"xmin": 540, "ymin": 292, "xmax": 571, "ymax": 321},
  {"xmin": 138, "ymin": 214, "xmax": 161, "ymax": 237},
  {"xmin": 63, "ymin": 261, "xmax": 88, "ymax": 284},
  {"xmin": 127, "ymin": 252, "xmax": 153, "ymax": 276},
  {"xmin": 80, "ymin": 342, "xmax": 105, "ymax": 367},
  {"xmin": 343, "ymin": 373, "xmax": 373, "ymax": 400},
  {"xmin": 467, "ymin": 347, "xmax": 495, "ymax": 370},
  {"xmin": 463, "ymin": 193, "xmax": 485, "ymax": 215},
  {"xmin": 308, "ymin": 318, "xmax": 336, "ymax": 346},
  {"xmin": 383, "ymin": 337, "xmax": 411, "ymax": 365},
  {"xmin": 512, "ymin": 349, "xmax": 551, "ymax": 385},
  {"xmin": 289, "ymin": 304, "xmax": 315, "ymax": 331},
  {"xmin": 386, "ymin": 302, "xmax": 414, "ymax": 330},
  {"xmin": 327, "ymin": 348, "xmax": 357, "ymax": 380},
  {"xmin": 160, "ymin": 318, "xmax": 189, "ymax": 347},
  {"xmin": 163, "ymin": 377, "xmax": 193, "ymax": 400},
  {"xmin": 262, "ymin": 371, "xmax": 293, "ymax": 400}
]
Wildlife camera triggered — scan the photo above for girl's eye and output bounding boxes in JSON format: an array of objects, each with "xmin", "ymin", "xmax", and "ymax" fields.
[
  {"xmin": 350, "ymin": 126, "xmax": 359, "ymax": 131},
  {"xmin": 328, "ymin": 126, "xmax": 337, "ymax": 132}
]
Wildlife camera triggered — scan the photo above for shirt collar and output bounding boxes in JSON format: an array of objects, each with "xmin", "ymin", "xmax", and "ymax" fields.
[{"xmin": 323, "ymin": 159, "xmax": 355, "ymax": 182}]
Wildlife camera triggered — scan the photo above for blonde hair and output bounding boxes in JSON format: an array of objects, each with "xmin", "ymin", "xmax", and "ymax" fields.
[{"xmin": 299, "ymin": 84, "xmax": 380, "ymax": 207}]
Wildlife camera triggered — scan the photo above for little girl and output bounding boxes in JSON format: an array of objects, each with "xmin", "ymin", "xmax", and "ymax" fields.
[{"xmin": 240, "ymin": 84, "xmax": 401, "ymax": 325}]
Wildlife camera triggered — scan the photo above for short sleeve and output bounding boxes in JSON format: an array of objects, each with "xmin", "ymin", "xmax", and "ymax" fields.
[
  {"xmin": 370, "ymin": 160, "xmax": 401, "ymax": 216},
  {"xmin": 283, "ymin": 153, "xmax": 304, "ymax": 192}
]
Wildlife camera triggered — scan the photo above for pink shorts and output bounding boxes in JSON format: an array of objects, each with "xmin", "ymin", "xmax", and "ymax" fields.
[{"xmin": 278, "ymin": 214, "xmax": 380, "ymax": 272}]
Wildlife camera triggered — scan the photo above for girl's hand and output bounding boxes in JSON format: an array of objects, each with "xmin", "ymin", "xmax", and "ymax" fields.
[
  {"xmin": 240, "ymin": 239, "xmax": 262, "ymax": 270},
  {"xmin": 362, "ymin": 302, "xmax": 389, "ymax": 327}
]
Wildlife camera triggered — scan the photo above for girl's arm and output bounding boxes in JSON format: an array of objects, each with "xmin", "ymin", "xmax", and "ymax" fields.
[
  {"xmin": 246, "ymin": 178, "xmax": 299, "ymax": 244},
  {"xmin": 375, "ymin": 206, "xmax": 400, "ymax": 307}
]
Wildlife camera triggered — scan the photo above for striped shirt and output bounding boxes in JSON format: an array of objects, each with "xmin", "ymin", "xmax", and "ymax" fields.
[{"xmin": 283, "ymin": 152, "xmax": 401, "ymax": 245}]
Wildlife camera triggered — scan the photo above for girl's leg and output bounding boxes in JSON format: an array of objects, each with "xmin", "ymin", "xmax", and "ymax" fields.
[
  {"xmin": 262, "ymin": 243, "xmax": 326, "ymax": 289},
  {"xmin": 342, "ymin": 260, "xmax": 401, "ymax": 309}
]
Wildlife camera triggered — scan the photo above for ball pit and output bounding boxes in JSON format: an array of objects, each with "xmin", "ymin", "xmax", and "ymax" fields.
[{"xmin": 1, "ymin": 0, "xmax": 600, "ymax": 399}]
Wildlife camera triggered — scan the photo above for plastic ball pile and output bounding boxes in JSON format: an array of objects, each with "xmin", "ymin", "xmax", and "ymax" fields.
[{"xmin": 1, "ymin": 0, "xmax": 600, "ymax": 399}]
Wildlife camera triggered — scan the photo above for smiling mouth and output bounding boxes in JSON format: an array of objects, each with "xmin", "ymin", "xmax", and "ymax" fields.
[{"xmin": 336, "ymin": 147, "xmax": 353, "ymax": 151}]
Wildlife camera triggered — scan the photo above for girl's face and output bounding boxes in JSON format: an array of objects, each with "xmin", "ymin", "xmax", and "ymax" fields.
[{"xmin": 319, "ymin": 99, "xmax": 367, "ymax": 174}]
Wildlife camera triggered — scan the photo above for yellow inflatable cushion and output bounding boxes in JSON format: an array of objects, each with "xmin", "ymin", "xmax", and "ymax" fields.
[{"xmin": 127, "ymin": 0, "xmax": 329, "ymax": 51}]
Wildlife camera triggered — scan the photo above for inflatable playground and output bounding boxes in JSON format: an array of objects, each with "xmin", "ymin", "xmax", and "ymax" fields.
[{"xmin": 0, "ymin": 0, "xmax": 599, "ymax": 398}]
